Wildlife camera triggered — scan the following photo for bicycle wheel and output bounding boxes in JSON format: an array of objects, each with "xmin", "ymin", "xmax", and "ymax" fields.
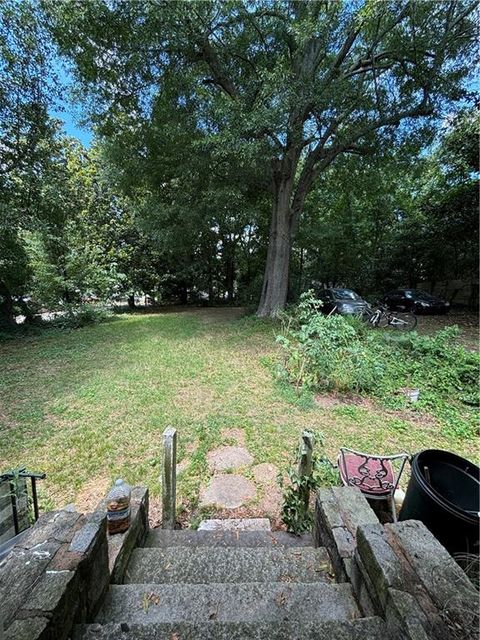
[
  {"xmin": 389, "ymin": 312, "xmax": 417, "ymax": 331},
  {"xmin": 362, "ymin": 310, "xmax": 380, "ymax": 327},
  {"xmin": 360, "ymin": 308, "xmax": 373, "ymax": 324}
]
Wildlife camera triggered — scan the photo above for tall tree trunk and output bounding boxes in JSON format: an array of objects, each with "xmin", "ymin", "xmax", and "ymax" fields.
[
  {"xmin": 180, "ymin": 285, "xmax": 188, "ymax": 304},
  {"xmin": 257, "ymin": 178, "xmax": 294, "ymax": 317},
  {"xmin": 127, "ymin": 294, "xmax": 136, "ymax": 309},
  {"xmin": 0, "ymin": 283, "xmax": 15, "ymax": 327},
  {"xmin": 224, "ymin": 241, "xmax": 235, "ymax": 302},
  {"xmin": 208, "ymin": 261, "xmax": 214, "ymax": 305}
]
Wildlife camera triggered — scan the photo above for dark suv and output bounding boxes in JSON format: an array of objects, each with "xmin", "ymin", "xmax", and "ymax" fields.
[
  {"xmin": 383, "ymin": 289, "xmax": 450, "ymax": 314},
  {"xmin": 315, "ymin": 288, "xmax": 368, "ymax": 316}
]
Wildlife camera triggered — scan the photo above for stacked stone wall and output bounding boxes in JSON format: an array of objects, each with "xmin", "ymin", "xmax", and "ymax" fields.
[
  {"xmin": 0, "ymin": 487, "xmax": 148, "ymax": 640},
  {"xmin": 316, "ymin": 487, "xmax": 478, "ymax": 640}
]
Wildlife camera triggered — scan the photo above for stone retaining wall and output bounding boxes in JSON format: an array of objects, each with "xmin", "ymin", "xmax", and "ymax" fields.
[
  {"xmin": 0, "ymin": 486, "xmax": 149, "ymax": 640},
  {"xmin": 316, "ymin": 487, "xmax": 478, "ymax": 640}
]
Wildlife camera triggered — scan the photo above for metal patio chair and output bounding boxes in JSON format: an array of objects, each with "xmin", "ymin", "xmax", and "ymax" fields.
[{"xmin": 337, "ymin": 447, "xmax": 409, "ymax": 521}]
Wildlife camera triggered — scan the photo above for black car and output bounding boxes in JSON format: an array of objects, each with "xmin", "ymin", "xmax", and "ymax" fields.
[
  {"xmin": 315, "ymin": 288, "xmax": 368, "ymax": 316},
  {"xmin": 383, "ymin": 289, "xmax": 450, "ymax": 314}
]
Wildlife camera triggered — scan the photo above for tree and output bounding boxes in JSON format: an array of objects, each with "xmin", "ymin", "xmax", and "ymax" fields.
[
  {"xmin": 409, "ymin": 108, "xmax": 479, "ymax": 300},
  {"xmin": 297, "ymin": 151, "xmax": 408, "ymax": 295},
  {"xmin": 297, "ymin": 107, "xmax": 479, "ymax": 301},
  {"xmin": 46, "ymin": 0, "xmax": 477, "ymax": 316},
  {"xmin": 0, "ymin": 0, "xmax": 58, "ymax": 325},
  {"xmin": 97, "ymin": 92, "xmax": 271, "ymax": 304}
]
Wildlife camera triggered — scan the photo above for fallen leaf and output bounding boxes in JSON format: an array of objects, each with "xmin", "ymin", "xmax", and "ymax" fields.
[{"xmin": 143, "ymin": 591, "xmax": 161, "ymax": 612}]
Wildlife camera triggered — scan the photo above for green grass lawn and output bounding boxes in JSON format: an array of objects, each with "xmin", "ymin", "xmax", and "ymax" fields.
[{"xmin": 0, "ymin": 308, "xmax": 476, "ymax": 520}]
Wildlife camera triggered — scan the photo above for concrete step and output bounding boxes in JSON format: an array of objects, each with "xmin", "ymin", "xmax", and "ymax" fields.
[
  {"xmin": 74, "ymin": 617, "xmax": 388, "ymax": 640},
  {"xmin": 125, "ymin": 546, "xmax": 333, "ymax": 584},
  {"xmin": 145, "ymin": 529, "xmax": 313, "ymax": 548},
  {"xmin": 96, "ymin": 582, "xmax": 359, "ymax": 625}
]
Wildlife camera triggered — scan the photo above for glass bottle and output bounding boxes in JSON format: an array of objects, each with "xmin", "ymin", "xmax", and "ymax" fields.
[{"xmin": 106, "ymin": 478, "xmax": 131, "ymax": 534}]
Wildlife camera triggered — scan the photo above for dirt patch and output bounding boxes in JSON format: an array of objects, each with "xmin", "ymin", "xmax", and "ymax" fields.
[
  {"xmin": 185, "ymin": 439, "xmax": 198, "ymax": 455},
  {"xmin": 384, "ymin": 407, "xmax": 438, "ymax": 427},
  {"xmin": 177, "ymin": 459, "xmax": 189, "ymax": 475},
  {"xmin": 315, "ymin": 393, "xmax": 376, "ymax": 410},
  {"xmin": 252, "ymin": 463, "xmax": 279, "ymax": 484},
  {"xmin": 75, "ymin": 475, "xmax": 111, "ymax": 513},
  {"xmin": 148, "ymin": 497, "xmax": 162, "ymax": 529},
  {"xmin": 251, "ymin": 463, "xmax": 283, "ymax": 525}
]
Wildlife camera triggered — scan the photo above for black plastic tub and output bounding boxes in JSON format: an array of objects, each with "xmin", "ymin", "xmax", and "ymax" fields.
[{"xmin": 399, "ymin": 449, "xmax": 479, "ymax": 556}]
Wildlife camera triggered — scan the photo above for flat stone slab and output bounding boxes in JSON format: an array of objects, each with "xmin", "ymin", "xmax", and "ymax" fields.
[
  {"xmin": 97, "ymin": 582, "xmax": 359, "ymax": 625},
  {"xmin": 125, "ymin": 547, "xmax": 332, "ymax": 584},
  {"xmin": 200, "ymin": 475, "xmax": 256, "ymax": 509},
  {"xmin": 207, "ymin": 446, "xmax": 253, "ymax": 471},
  {"xmin": 75, "ymin": 618, "xmax": 389, "ymax": 640},
  {"xmin": 198, "ymin": 518, "xmax": 270, "ymax": 531}
]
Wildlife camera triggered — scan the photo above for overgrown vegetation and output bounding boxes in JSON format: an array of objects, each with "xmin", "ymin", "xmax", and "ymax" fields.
[
  {"xmin": 279, "ymin": 431, "xmax": 339, "ymax": 534},
  {"xmin": 277, "ymin": 293, "xmax": 479, "ymax": 440}
]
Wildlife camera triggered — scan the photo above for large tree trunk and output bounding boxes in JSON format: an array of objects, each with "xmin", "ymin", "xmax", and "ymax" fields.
[{"xmin": 257, "ymin": 178, "xmax": 294, "ymax": 317}]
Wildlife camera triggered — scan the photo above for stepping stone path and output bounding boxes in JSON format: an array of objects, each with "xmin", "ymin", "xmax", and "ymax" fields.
[{"xmin": 200, "ymin": 437, "xmax": 281, "ymax": 515}]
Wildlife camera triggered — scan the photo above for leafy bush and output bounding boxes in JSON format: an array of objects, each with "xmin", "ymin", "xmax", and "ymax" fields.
[
  {"xmin": 277, "ymin": 292, "xmax": 394, "ymax": 393},
  {"xmin": 46, "ymin": 304, "xmax": 111, "ymax": 329},
  {"xmin": 277, "ymin": 292, "xmax": 479, "ymax": 439}
]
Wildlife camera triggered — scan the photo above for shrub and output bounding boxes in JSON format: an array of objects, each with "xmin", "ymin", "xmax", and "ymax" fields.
[
  {"xmin": 47, "ymin": 304, "xmax": 111, "ymax": 329},
  {"xmin": 277, "ymin": 292, "xmax": 394, "ymax": 393}
]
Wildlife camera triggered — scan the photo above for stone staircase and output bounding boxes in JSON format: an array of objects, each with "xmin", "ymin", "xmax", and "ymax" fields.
[{"xmin": 74, "ymin": 528, "xmax": 387, "ymax": 639}]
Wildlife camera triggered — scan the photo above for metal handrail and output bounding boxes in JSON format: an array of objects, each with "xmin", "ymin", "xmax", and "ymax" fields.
[{"xmin": 1, "ymin": 468, "xmax": 46, "ymax": 534}]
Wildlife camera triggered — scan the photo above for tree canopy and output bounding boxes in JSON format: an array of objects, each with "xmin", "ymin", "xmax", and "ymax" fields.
[{"xmin": 0, "ymin": 1, "xmax": 477, "ymax": 326}]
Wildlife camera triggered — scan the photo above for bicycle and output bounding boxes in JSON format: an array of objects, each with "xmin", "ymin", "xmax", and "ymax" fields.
[{"xmin": 360, "ymin": 303, "xmax": 417, "ymax": 331}]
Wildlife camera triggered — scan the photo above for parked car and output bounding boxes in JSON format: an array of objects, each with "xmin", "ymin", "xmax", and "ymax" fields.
[
  {"xmin": 383, "ymin": 289, "xmax": 450, "ymax": 314},
  {"xmin": 314, "ymin": 288, "xmax": 368, "ymax": 316}
]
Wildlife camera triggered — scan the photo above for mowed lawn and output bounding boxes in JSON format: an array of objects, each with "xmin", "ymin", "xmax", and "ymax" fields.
[{"xmin": 0, "ymin": 308, "xmax": 476, "ymax": 518}]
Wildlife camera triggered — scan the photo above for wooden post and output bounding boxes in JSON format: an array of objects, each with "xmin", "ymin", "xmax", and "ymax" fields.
[
  {"xmin": 162, "ymin": 427, "xmax": 177, "ymax": 530},
  {"xmin": 297, "ymin": 430, "xmax": 314, "ymax": 512}
]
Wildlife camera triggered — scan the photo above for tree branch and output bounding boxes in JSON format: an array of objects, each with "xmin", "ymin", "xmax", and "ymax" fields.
[
  {"xmin": 199, "ymin": 38, "xmax": 237, "ymax": 99},
  {"xmin": 290, "ymin": 95, "xmax": 433, "ymax": 230}
]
